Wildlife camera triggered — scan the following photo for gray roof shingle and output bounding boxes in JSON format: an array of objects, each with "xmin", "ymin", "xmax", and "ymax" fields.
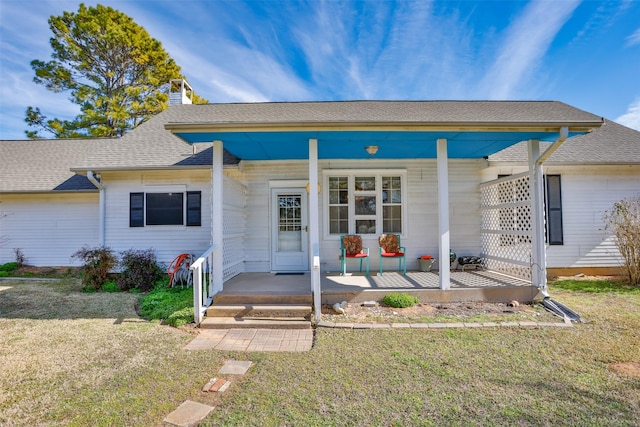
[
  {"xmin": 0, "ymin": 138, "xmax": 107, "ymax": 193},
  {"xmin": 162, "ymin": 100, "xmax": 603, "ymax": 127},
  {"xmin": 488, "ymin": 119, "xmax": 640, "ymax": 164}
]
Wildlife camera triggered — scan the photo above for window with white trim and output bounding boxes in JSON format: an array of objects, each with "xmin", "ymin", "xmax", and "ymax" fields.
[
  {"xmin": 130, "ymin": 191, "xmax": 201, "ymax": 227},
  {"xmin": 325, "ymin": 171, "xmax": 405, "ymax": 236}
]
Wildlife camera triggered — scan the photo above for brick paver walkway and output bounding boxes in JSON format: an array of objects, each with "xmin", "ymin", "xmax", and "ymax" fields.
[{"xmin": 184, "ymin": 328, "xmax": 314, "ymax": 352}]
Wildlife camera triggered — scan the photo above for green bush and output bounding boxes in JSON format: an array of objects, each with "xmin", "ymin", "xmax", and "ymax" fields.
[
  {"xmin": 117, "ymin": 248, "xmax": 164, "ymax": 292},
  {"xmin": 71, "ymin": 246, "xmax": 117, "ymax": 290},
  {"xmin": 0, "ymin": 271, "xmax": 9, "ymax": 277},
  {"xmin": 101, "ymin": 281, "xmax": 119, "ymax": 293},
  {"xmin": 381, "ymin": 293, "xmax": 419, "ymax": 308},
  {"xmin": 0, "ymin": 262, "xmax": 19, "ymax": 272}
]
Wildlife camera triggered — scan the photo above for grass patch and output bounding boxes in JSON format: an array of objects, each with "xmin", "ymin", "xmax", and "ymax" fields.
[
  {"xmin": 138, "ymin": 282, "xmax": 193, "ymax": 327},
  {"xmin": 1, "ymin": 278, "xmax": 639, "ymax": 426},
  {"xmin": 550, "ymin": 278, "xmax": 640, "ymax": 294}
]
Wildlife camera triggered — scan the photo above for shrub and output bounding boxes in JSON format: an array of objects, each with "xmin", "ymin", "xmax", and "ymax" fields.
[
  {"xmin": 0, "ymin": 262, "xmax": 18, "ymax": 272},
  {"xmin": 71, "ymin": 246, "xmax": 117, "ymax": 290},
  {"xmin": 0, "ymin": 271, "xmax": 9, "ymax": 277},
  {"xmin": 117, "ymin": 248, "xmax": 164, "ymax": 292},
  {"xmin": 604, "ymin": 195, "xmax": 640, "ymax": 285},
  {"xmin": 101, "ymin": 281, "xmax": 119, "ymax": 293},
  {"xmin": 381, "ymin": 293, "xmax": 419, "ymax": 308},
  {"xmin": 14, "ymin": 248, "xmax": 27, "ymax": 267}
]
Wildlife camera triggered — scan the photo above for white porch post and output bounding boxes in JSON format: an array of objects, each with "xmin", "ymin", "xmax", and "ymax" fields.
[
  {"xmin": 437, "ymin": 138, "xmax": 451, "ymax": 290},
  {"xmin": 528, "ymin": 139, "xmax": 547, "ymax": 291},
  {"xmin": 308, "ymin": 138, "xmax": 322, "ymax": 323},
  {"xmin": 212, "ymin": 140, "xmax": 224, "ymax": 294}
]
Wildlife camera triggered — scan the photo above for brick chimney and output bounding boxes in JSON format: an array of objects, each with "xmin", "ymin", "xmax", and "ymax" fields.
[{"xmin": 169, "ymin": 79, "xmax": 193, "ymax": 106}]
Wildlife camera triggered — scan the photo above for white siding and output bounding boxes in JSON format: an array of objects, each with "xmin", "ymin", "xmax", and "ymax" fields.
[
  {"xmin": 227, "ymin": 158, "xmax": 484, "ymax": 273},
  {"xmin": 0, "ymin": 193, "xmax": 99, "ymax": 266},
  {"xmin": 483, "ymin": 164, "xmax": 640, "ymax": 268},
  {"xmin": 102, "ymin": 170, "xmax": 213, "ymax": 267}
]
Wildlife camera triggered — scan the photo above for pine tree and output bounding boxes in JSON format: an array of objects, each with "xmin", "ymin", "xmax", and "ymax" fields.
[{"xmin": 25, "ymin": 3, "xmax": 206, "ymax": 139}]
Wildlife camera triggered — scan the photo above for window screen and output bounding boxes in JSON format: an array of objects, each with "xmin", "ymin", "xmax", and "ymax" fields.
[
  {"xmin": 545, "ymin": 175, "xmax": 563, "ymax": 245},
  {"xmin": 146, "ymin": 193, "xmax": 184, "ymax": 226}
]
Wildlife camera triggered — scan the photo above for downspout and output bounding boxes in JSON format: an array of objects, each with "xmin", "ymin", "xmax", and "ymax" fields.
[
  {"xmin": 536, "ymin": 126, "xmax": 569, "ymax": 167},
  {"xmin": 531, "ymin": 126, "xmax": 569, "ymax": 298},
  {"xmin": 87, "ymin": 171, "xmax": 105, "ymax": 246}
]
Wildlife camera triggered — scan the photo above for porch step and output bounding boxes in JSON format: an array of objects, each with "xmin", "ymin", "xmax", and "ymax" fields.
[
  {"xmin": 206, "ymin": 304, "xmax": 312, "ymax": 318},
  {"xmin": 200, "ymin": 317, "xmax": 312, "ymax": 330},
  {"xmin": 213, "ymin": 292, "xmax": 312, "ymax": 305}
]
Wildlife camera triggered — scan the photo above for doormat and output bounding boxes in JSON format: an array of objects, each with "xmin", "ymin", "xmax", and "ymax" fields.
[{"xmin": 275, "ymin": 272, "xmax": 305, "ymax": 275}]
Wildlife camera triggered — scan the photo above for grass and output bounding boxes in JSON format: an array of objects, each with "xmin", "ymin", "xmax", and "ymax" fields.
[
  {"xmin": 138, "ymin": 281, "xmax": 194, "ymax": 327},
  {"xmin": 0, "ymin": 278, "xmax": 638, "ymax": 426}
]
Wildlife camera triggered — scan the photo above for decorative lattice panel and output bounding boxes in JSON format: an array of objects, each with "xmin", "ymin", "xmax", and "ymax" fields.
[
  {"xmin": 480, "ymin": 173, "xmax": 532, "ymax": 280},
  {"xmin": 222, "ymin": 176, "xmax": 247, "ymax": 282}
]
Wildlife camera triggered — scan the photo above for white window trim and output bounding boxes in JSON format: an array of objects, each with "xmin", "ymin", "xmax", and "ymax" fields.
[
  {"xmin": 140, "ymin": 185, "xmax": 188, "ymax": 230},
  {"xmin": 322, "ymin": 169, "xmax": 408, "ymax": 240}
]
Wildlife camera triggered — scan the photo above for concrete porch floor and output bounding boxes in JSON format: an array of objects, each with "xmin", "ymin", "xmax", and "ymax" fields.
[{"xmin": 218, "ymin": 270, "xmax": 540, "ymax": 305}]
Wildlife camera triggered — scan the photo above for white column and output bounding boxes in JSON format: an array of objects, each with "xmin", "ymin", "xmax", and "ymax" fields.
[
  {"xmin": 212, "ymin": 140, "xmax": 224, "ymax": 294},
  {"xmin": 437, "ymin": 138, "xmax": 450, "ymax": 290},
  {"xmin": 528, "ymin": 139, "xmax": 547, "ymax": 290},
  {"xmin": 308, "ymin": 138, "xmax": 322, "ymax": 323}
]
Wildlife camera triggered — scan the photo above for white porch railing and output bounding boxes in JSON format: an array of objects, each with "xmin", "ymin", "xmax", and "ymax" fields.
[{"xmin": 190, "ymin": 244, "xmax": 217, "ymax": 324}]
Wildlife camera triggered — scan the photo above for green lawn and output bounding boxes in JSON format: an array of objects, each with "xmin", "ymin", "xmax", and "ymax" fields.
[{"xmin": 0, "ymin": 278, "xmax": 638, "ymax": 426}]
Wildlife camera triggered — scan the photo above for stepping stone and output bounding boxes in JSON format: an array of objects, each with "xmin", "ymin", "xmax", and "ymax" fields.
[
  {"xmin": 219, "ymin": 360, "xmax": 252, "ymax": 375},
  {"xmin": 164, "ymin": 400, "xmax": 214, "ymax": 427}
]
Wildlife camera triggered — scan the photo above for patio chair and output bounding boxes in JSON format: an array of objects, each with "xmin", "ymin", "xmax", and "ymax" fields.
[
  {"xmin": 167, "ymin": 253, "xmax": 194, "ymax": 288},
  {"xmin": 340, "ymin": 235, "xmax": 370, "ymax": 275},
  {"xmin": 378, "ymin": 234, "xmax": 406, "ymax": 275}
]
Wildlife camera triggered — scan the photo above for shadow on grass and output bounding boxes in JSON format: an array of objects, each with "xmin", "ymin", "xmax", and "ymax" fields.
[{"xmin": 0, "ymin": 279, "xmax": 142, "ymax": 320}]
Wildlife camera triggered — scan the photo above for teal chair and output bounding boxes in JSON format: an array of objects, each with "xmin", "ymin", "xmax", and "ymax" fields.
[
  {"xmin": 340, "ymin": 235, "xmax": 370, "ymax": 275},
  {"xmin": 378, "ymin": 234, "xmax": 406, "ymax": 275}
]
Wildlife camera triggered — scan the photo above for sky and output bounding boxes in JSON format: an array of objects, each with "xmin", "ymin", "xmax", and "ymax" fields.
[{"xmin": 0, "ymin": 0, "xmax": 639, "ymax": 140}]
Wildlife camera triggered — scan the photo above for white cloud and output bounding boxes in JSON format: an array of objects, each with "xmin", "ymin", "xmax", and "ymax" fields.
[
  {"xmin": 616, "ymin": 98, "xmax": 640, "ymax": 130},
  {"xmin": 626, "ymin": 28, "xmax": 640, "ymax": 47},
  {"xmin": 480, "ymin": 0, "xmax": 581, "ymax": 99}
]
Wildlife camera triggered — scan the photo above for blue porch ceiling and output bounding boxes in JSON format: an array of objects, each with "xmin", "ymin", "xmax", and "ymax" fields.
[{"xmin": 175, "ymin": 130, "xmax": 580, "ymax": 160}]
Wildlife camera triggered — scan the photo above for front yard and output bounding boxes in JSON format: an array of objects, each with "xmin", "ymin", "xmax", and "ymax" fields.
[{"xmin": 0, "ymin": 278, "xmax": 638, "ymax": 426}]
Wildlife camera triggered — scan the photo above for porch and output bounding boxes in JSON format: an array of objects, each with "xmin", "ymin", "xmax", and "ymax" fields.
[{"xmin": 217, "ymin": 270, "xmax": 538, "ymax": 305}]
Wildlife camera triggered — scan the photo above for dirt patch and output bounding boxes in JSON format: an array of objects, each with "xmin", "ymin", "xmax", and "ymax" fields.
[
  {"xmin": 610, "ymin": 362, "xmax": 640, "ymax": 378},
  {"xmin": 321, "ymin": 300, "xmax": 556, "ymax": 324},
  {"xmin": 7, "ymin": 265, "xmax": 81, "ymax": 278}
]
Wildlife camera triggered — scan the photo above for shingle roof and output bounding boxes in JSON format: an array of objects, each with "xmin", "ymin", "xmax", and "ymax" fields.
[
  {"xmin": 73, "ymin": 111, "xmax": 239, "ymax": 170},
  {"xmin": 0, "ymin": 138, "xmax": 107, "ymax": 193},
  {"xmin": 162, "ymin": 100, "xmax": 603, "ymax": 128},
  {"xmin": 488, "ymin": 119, "xmax": 640, "ymax": 164}
]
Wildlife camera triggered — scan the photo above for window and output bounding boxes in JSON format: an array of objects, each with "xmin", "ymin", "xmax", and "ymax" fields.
[
  {"xmin": 326, "ymin": 171, "xmax": 405, "ymax": 236},
  {"xmin": 129, "ymin": 191, "xmax": 201, "ymax": 227},
  {"xmin": 545, "ymin": 175, "xmax": 563, "ymax": 245}
]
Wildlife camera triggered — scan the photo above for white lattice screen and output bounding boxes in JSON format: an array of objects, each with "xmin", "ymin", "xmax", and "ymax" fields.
[
  {"xmin": 222, "ymin": 176, "xmax": 247, "ymax": 281},
  {"xmin": 480, "ymin": 173, "xmax": 532, "ymax": 280}
]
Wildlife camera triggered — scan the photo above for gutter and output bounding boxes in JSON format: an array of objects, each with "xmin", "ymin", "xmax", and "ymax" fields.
[{"xmin": 87, "ymin": 171, "xmax": 105, "ymax": 246}]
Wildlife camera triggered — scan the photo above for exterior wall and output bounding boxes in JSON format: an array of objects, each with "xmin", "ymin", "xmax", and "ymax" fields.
[
  {"xmin": 482, "ymin": 164, "xmax": 640, "ymax": 268},
  {"xmin": 0, "ymin": 192, "xmax": 99, "ymax": 266},
  {"xmin": 226, "ymin": 158, "xmax": 484, "ymax": 273},
  {"xmin": 101, "ymin": 169, "xmax": 213, "ymax": 266}
]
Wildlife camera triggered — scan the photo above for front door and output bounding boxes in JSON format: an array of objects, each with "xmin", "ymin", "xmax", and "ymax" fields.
[{"xmin": 271, "ymin": 189, "xmax": 309, "ymax": 272}]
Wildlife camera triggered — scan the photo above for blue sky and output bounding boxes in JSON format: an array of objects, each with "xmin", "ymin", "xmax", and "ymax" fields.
[{"xmin": 0, "ymin": 0, "xmax": 639, "ymax": 139}]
